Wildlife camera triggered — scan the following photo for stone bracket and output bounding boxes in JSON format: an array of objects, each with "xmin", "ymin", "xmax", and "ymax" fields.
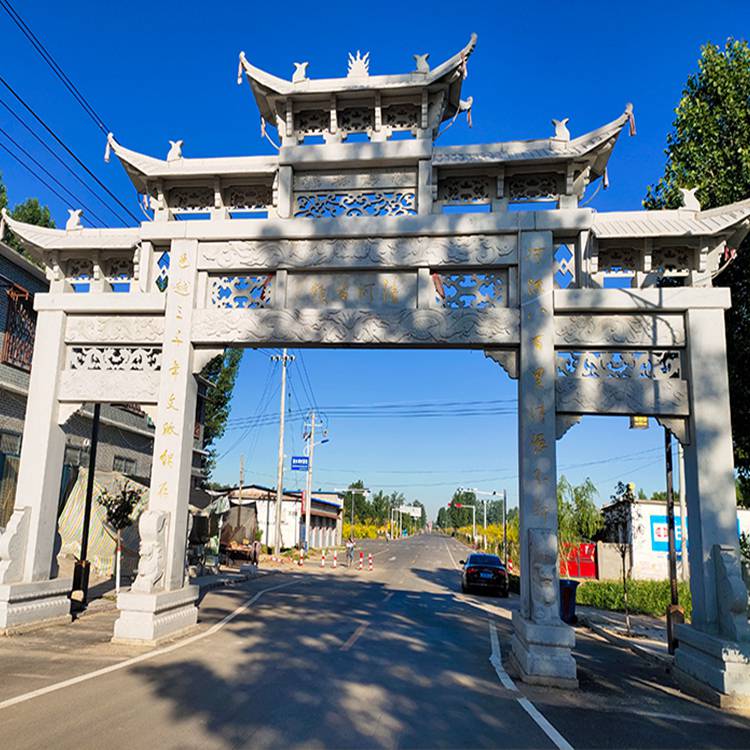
[
  {"xmin": 484, "ymin": 349, "xmax": 518, "ymax": 379},
  {"xmin": 555, "ymin": 414, "xmax": 581, "ymax": 440},
  {"xmin": 656, "ymin": 416, "xmax": 690, "ymax": 446}
]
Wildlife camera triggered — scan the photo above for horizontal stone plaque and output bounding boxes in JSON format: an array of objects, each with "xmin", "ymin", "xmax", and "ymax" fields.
[{"xmin": 286, "ymin": 272, "xmax": 417, "ymax": 310}]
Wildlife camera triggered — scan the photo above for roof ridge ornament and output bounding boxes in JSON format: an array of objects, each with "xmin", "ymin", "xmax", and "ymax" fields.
[
  {"xmin": 625, "ymin": 102, "xmax": 636, "ymax": 136},
  {"xmin": 347, "ymin": 50, "xmax": 370, "ymax": 78},
  {"xmin": 167, "ymin": 140, "xmax": 183, "ymax": 162},
  {"xmin": 292, "ymin": 62, "xmax": 309, "ymax": 83},
  {"xmin": 551, "ymin": 118, "xmax": 570, "ymax": 142},
  {"xmin": 679, "ymin": 187, "xmax": 701, "ymax": 211},
  {"xmin": 413, "ymin": 53, "xmax": 430, "ymax": 74},
  {"xmin": 65, "ymin": 209, "xmax": 83, "ymax": 231}
]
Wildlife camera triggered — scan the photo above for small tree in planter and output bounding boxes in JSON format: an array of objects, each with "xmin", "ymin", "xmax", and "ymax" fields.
[
  {"xmin": 97, "ymin": 482, "xmax": 143, "ymax": 593},
  {"xmin": 606, "ymin": 481, "xmax": 641, "ymax": 635}
]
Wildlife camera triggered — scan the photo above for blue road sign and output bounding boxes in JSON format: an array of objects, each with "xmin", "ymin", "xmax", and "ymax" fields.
[{"xmin": 291, "ymin": 456, "xmax": 309, "ymax": 471}]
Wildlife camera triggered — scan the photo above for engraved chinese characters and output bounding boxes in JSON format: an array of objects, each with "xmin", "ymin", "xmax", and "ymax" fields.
[{"xmin": 288, "ymin": 272, "xmax": 417, "ymax": 310}]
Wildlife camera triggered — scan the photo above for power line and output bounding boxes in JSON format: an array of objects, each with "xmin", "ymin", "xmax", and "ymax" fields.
[
  {"xmin": 0, "ymin": 125, "xmax": 107, "ymax": 226},
  {"xmin": 0, "ymin": 74, "xmax": 139, "ymax": 224},
  {"xmin": 0, "ymin": 98, "xmax": 126, "ymax": 224},
  {"xmin": 0, "ymin": 0, "xmax": 109, "ymax": 133}
]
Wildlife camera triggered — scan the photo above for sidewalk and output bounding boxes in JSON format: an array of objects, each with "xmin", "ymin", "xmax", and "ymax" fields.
[{"xmin": 576, "ymin": 605, "xmax": 671, "ymax": 664}]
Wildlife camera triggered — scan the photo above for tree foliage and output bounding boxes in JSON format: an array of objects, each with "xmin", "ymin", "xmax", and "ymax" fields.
[
  {"xmin": 97, "ymin": 481, "xmax": 143, "ymax": 532},
  {"xmin": 0, "ymin": 172, "xmax": 55, "ymax": 254},
  {"xmin": 644, "ymin": 39, "xmax": 750, "ymax": 492},
  {"xmin": 200, "ymin": 348, "xmax": 243, "ymax": 476}
]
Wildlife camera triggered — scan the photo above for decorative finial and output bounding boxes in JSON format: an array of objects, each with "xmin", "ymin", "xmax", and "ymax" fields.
[
  {"xmin": 552, "ymin": 118, "xmax": 570, "ymax": 141},
  {"xmin": 679, "ymin": 187, "xmax": 701, "ymax": 211},
  {"xmin": 104, "ymin": 132, "xmax": 114, "ymax": 163},
  {"xmin": 167, "ymin": 140, "xmax": 183, "ymax": 162},
  {"xmin": 65, "ymin": 209, "xmax": 83, "ymax": 231},
  {"xmin": 237, "ymin": 52, "xmax": 246, "ymax": 85},
  {"xmin": 459, "ymin": 97, "xmax": 473, "ymax": 128},
  {"xmin": 292, "ymin": 62, "xmax": 309, "ymax": 83},
  {"xmin": 413, "ymin": 53, "xmax": 430, "ymax": 73},
  {"xmin": 625, "ymin": 102, "xmax": 636, "ymax": 136},
  {"xmin": 347, "ymin": 50, "xmax": 370, "ymax": 78}
]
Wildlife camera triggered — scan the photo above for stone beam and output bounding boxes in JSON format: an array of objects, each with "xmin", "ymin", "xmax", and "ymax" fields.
[
  {"xmin": 554, "ymin": 288, "xmax": 731, "ymax": 312},
  {"xmin": 65, "ymin": 316, "xmax": 165, "ymax": 344},
  {"xmin": 35, "ymin": 293, "xmax": 166, "ymax": 315},
  {"xmin": 554, "ymin": 314, "xmax": 686, "ymax": 348},
  {"xmin": 555, "ymin": 378, "xmax": 689, "ymax": 416},
  {"xmin": 58, "ymin": 371, "xmax": 161, "ymax": 403},
  {"xmin": 191, "ymin": 308, "xmax": 519, "ymax": 347}
]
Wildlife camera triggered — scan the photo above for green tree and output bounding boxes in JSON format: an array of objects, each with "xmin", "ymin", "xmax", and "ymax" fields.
[
  {"xmin": 0, "ymin": 172, "xmax": 55, "ymax": 254},
  {"xmin": 97, "ymin": 481, "xmax": 143, "ymax": 592},
  {"xmin": 557, "ymin": 475, "xmax": 602, "ymax": 577},
  {"xmin": 200, "ymin": 349, "xmax": 243, "ymax": 476},
  {"xmin": 644, "ymin": 39, "xmax": 750, "ymax": 494}
]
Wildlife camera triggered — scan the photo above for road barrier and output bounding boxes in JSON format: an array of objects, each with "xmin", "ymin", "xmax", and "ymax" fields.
[
  {"xmin": 358, "ymin": 551, "xmax": 364, "ymax": 571},
  {"xmin": 321, "ymin": 549, "xmax": 326, "ymax": 567},
  {"xmin": 298, "ymin": 550, "xmax": 304, "ymax": 567},
  {"xmin": 333, "ymin": 551, "xmax": 338, "ymax": 568},
  {"xmin": 368, "ymin": 553, "xmax": 373, "ymax": 571}
]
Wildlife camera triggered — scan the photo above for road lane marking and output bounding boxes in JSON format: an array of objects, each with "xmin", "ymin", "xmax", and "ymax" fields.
[
  {"xmin": 0, "ymin": 577, "xmax": 302, "ymax": 712},
  {"xmin": 340, "ymin": 623, "xmax": 368, "ymax": 651},
  {"xmin": 488, "ymin": 621, "xmax": 574, "ymax": 750},
  {"xmin": 444, "ymin": 542, "xmax": 459, "ymax": 569}
]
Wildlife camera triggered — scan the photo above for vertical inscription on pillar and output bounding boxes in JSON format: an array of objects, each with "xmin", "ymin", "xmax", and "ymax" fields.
[{"xmin": 517, "ymin": 231, "xmax": 558, "ymax": 621}]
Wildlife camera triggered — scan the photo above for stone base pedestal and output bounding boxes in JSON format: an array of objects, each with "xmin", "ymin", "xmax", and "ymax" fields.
[
  {"xmin": 673, "ymin": 623, "xmax": 750, "ymax": 707},
  {"xmin": 113, "ymin": 585, "xmax": 199, "ymax": 645},
  {"xmin": 510, "ymin": 610, "xmax": 578, "ymax": 688},
  {"xmin": 0, "ymin": 578, "xmax": 72, "ymax": 633}
]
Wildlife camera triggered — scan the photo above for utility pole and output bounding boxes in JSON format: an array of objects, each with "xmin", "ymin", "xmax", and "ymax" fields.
[
  {"xmin": 503, "ymin": 489, "xmax": 508, "ymax": 566},
  {"xmin": 303, "ymin": 411, "xmax": 323, "ymax": 551},
  {"xmin": 664, "ymin": 428, "xmax": 684, "ymax": 654},
  {"xmin": 677, "ymin": 442, "xmax": 689, "ymax": 581},
  {"xmin": 272, "ymin": 349, "xmax": 294, "ymax": 556},
  {"xmin": 238, "ymin": 453, "xmax": 245, "ymax": 540}
]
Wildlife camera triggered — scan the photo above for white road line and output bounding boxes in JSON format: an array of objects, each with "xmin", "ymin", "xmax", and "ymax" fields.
[
  {"xmin": 444, "ymin": 541, "xmax": 459, "ymax": 569},
  {"xmin": 0, "ymin": 578, "xmax": 301, "ymax": 712},
  {"xmin": 488, "ymin": 621, "xmax": 574, "ymax": 750}
]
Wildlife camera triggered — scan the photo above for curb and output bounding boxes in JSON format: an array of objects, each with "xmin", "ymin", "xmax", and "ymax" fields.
[{"xmin": 577, "ymin": 613, "xmax": 673, "ymax": 668}]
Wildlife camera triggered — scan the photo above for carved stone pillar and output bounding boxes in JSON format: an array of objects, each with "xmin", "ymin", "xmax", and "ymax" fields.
[
  {"xmin": 0, "ymin": 310, "xmax": 72, "ymax": 630},
  {"xmin": 510, "ymin": 230, "xmax": 577, "ymax": 687},
  {"xmin": 674, "ymin": 307, "xmax": 750, "ymax": 704},
  {"xmin": 113, "ymin": 239, "xmax": 200, "ymax": 643}
]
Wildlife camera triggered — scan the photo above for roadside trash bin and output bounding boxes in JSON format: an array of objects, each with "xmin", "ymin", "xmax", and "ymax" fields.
[{"xmin": 559, "ymin": 579, "xmax": 580, "ymax": 625}]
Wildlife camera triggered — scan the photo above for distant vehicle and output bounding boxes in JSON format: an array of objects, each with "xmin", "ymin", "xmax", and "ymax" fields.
[{"xmin": 459, "ymin": 553, "xmax": 509, "ymax": 597}]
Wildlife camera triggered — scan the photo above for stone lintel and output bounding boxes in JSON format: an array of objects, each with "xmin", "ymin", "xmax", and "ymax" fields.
[
  {"xmin": 554, "ymin": 288, "xmax": 731, "ymax": 313},
  {"xmin": 58, "ymin": 371, "xmax": 160, "ymax": 404},
  {"xmin": 35, "ymin": 293, "xmax": 166, "ymax": 315},
  {"xmin": 555, "ymin": 378, "xmax": 689, "ymax": 417},
  {"xmin": 279, "ymin": 139, "xmax": 433, "ymax": 168},
  {"xmin": 554, "ymin": 313, "xmax": 686, "ymax": 348}
]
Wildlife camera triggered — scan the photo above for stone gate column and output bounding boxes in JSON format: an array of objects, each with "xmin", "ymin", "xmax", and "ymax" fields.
[
  {"xmin": 674, "ymin": 306, "xmax": 750, "ymax": 703},
  {"xmin": 113, "ymin": 239, "xmax": 200, "ymax": 643},
  {"xmin": 510, "ymin": 230, "xmax": 577, "ymax": 687},
  {"xmin": 0, "ymin": 309, "xmax": 72, "ymax": 630}
]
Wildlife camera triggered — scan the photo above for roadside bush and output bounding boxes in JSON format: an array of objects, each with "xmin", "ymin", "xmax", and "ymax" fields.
[
  {"xmin": 576, "ymin": 579, "xmax": 692, "ymax": 620},
  {"xmin": 342, "ymin": 522, "xmax": 384, "ymax": 540}
]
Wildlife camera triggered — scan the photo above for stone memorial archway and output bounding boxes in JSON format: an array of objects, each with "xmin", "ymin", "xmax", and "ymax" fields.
[{"xmin": 2, "ymin": 34, "xmax": 750, "ymax": 700}]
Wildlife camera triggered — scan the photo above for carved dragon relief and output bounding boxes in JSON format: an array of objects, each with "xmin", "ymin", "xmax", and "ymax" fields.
[
  {"xmin": 65, "ymin": 316, "xmax": 165, "ymax": 344},
  {"xmin": 554, "ymin": 314, "xmax": 686, "ymax": 348},
  {"xmin": 191, "ymin": 308, "xmax": 519, "ymax": 346},
  {"xmin": 198, "ymin": 235, "xmax": 517, "ymax": 270},
  {"xmin": 555, "ymin": 377, "xmax": 689, "ymax": 416}
]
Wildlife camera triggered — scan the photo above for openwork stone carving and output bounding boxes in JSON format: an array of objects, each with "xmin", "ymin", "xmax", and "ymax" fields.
[
  {"xmin": 294, "ymin": 109, "xmax": 328, "ymax": 135},
  {"xmin": 507, "ymin": 174, "xmax": 558, "ymax": 202},
  {"xmin": 191, "ymin": 308, "xmax": 519, "ymax": 347},
  {"xmin": 652, "ymin": 246, "xmax": 692, "ymax": 274},
  {"xmin": 553, "ymin": 243, "xmax": 575, "ymax": 289},
  {"xmin": 169, "ymin": 186, "xmax": 214, "ymax": 212},
  {"xmin": 383, "ymin": 103, "xmax": 419, "ymax": 130},
  {"xmin": 131, "ymin": 510, "xmax": 168, "ymax": 593},
  {"xmin": 437, "ymin": 175, "xmax": 492, "ymax": 203},
  {"xmin": 209, "ymin": 274, "xmax": 273, "ymax": 309},
  {"xmin": 105, "ymin": 256, "xmax": 134, "ymax": 282},
  {"xmin": 200, "ymin": 234, "xmax": 516, "ymax": 270},
  {"xmin": 294, "ymin": 191, "xmax": 417, "ymax": 218},
  {"xmin": 339, "ymin": 106, "xmax": 373, "ymax": 133},
  {"xmin": 529, "ymin": 528, "xmax": 558, "ymax": 624},
  {"xmin": 225, "ymin": 184, "xmax": 272, "ymax": 210},
  {"xmin": 556, "ymin": 350, "xmax": 681, "ymax": 380},
  {"xmin": 434, "ymin": 272, "xmax": 505, "ymax": 309},
  {"xmin": 598, "ymin": 247, "xmax": 640, "ymax": 273},
  {"xmin": 155, "ymin": 249, "xmax": 170, "ymax": 292},
  {"xmin": 66, "ymin": 257, "xmax": 93, "ymax": 281},
  {"xmin": 69, "ymin": 346, "xmax": 162, "ymax": 371}
]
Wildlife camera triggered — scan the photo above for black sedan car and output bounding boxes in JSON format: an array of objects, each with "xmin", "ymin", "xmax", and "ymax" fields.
[{"xmin": 459, "ymin": 553, "xmax": 509, "ymax": 596}]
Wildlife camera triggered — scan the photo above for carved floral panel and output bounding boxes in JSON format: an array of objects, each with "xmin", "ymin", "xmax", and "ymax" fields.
[
  {"xmin": 169, "ymin": 186, "xmax": 214, "ymax": 212},
  {"xmin": 437, "ymin": 175, "xmax": 492, "ymax": 204},
  {"xmin": 294, "ymin": 109, "xmax": 328, "ymax": 135},
  {"xmin": 556, "ymin": 350, "xmax": 682, "ymax": 380},
  {"xmin": 294, "ymin": 191, "xmax": 417, "ymax": 218},
  {"xmin": 507, "ymin": 174, "xmax": 559, "ymax": 202},
  {"xmin": 383, "ymin": 104, "xmax": 419, "ymax": 130},
  {"xmin": 225, "ymin": 184, "xmax": 272, "ymax": 210},
  {"xmin": 652, "ymin": 246, "xmax": 692, "ymax": 274},
  {"xmin": 434, "ymin": 272, "xmax": 506, "ymax": 309},
  {"xmin": 69, "ymin": 346, "xmax": 162, "ymax": 371},
  {"xmin": 209, "ymin": 274, "xmax": 273, "ymax": 309},
  {"xmin": 339, "ymin": 106, "xmax": 373, "ymax": 133},
  {"xmin": 598, "ymin": 247, "xmax": 640, "ymax": 273}
]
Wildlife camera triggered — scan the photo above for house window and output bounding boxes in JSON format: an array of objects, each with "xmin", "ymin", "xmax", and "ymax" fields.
[
  {"xmin": 0, "ymin": 430, "xmax": 21, "ymax": 456},
  {"xmin": 1, "ymin": 287, "xmax": 35, "ymax": 371},
  {"xmin": 64, "ymin": 443, "xmax": 89, "ymax": 467},
  {"xmin": 113, "ymin": 455, "xmax": 137, "ymax": 474}
]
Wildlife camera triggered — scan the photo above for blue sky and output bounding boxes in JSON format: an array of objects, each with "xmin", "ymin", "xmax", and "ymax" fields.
[{"xmin": 2, "ymin": 1, "xmax": 749, "ymax": 518}]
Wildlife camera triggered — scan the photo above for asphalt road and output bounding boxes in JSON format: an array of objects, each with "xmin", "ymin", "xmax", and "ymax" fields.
[{"xmin": 1, "ymin": 534, "xmax": 750, "ymax": 749}]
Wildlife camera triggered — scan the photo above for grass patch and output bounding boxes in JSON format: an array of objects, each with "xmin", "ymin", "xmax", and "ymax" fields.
[{"xmin": 576, "ymin": 579, "xmax": 691, "ymax": 620}]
